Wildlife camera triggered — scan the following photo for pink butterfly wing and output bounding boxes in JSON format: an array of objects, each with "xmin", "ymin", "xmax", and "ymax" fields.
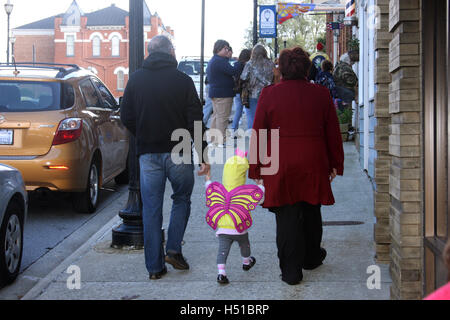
[
  {"xmin": 205, "ymin": 182, "xmax": 228, "ymax": 230},
  {"xmin": 228, "ymin": 185, "xmax": 265, "ymax": 232}
]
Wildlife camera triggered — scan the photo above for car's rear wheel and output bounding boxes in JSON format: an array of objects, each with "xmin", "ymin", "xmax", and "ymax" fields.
[
  {"xmin": 72, "ymin": 160, "xmax": 100, "ymax": 214},
  {"xmin": 0, "ymin": 201, "xmax": 24, "ymax": 287}
]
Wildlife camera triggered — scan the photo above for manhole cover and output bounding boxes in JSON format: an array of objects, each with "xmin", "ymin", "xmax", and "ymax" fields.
[{"xmin": 323, "ymin": 221, "xmax": 365, "ymax": 226}]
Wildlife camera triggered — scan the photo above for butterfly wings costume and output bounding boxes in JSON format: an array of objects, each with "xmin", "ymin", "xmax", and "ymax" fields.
[{"xmin": 206, "ymin": 182, "xmax": 264, "ymax": 233}]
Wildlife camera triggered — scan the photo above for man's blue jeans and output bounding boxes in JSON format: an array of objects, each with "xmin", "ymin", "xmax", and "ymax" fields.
[
  {"xmin": 245, "ymin": 97, "xmax": 259, "ymax": 130},
  {"xmin": 139, "ymin": 153, "xmax": 195, "ymax": 274}
]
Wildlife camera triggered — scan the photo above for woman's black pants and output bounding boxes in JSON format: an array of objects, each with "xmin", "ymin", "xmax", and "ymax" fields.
[{"xmin": 272, "ymin": 202, "xmax": 323, "ymax": 285}]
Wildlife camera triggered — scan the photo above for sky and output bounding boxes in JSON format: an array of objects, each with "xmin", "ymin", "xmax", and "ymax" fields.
[{"xmin": 0, "ymin": 0, "xmax": 258, "ymax": 62}]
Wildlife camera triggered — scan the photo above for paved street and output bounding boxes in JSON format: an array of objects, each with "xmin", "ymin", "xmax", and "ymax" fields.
[
  {"xmin": 17, "ymin": 142, "xmax": 392, "ymax": 301},
  {"xmin": 0, "ymin": 182, "xmax": 128, "ymax": 300}
]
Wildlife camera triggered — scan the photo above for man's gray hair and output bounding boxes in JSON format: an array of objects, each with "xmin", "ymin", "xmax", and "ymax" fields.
[{"xmin": 148, "ymin": 35, "xmax": 174, "ymax": 55}]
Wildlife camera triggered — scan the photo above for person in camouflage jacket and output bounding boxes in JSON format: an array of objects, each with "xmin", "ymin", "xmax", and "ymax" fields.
[
  {"xmin": 333, "ymin": 53, "xmax": 358, "ymax": 103},
  {"xmin": 333, "ymin": 54, "xmax": 358, "ymax": 91}
]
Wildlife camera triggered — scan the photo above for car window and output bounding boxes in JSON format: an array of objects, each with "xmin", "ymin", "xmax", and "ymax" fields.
[
  {"xmin": 62, "ymin": 84, "xmax": 75, "ymax": 109},
  {"xmin": 0, "ymin": 81, "xmax": 63, "ymax": 112},
  {"xmin": 178, "ymin": 61, "xmax": 209, "ymax": 76},
  {"xmin": 91, "ymin": 78, "xmax": 117, "ymax": 109},
  {"xmin": 79, "ymin": 79, "xmax": 102, "ymax": 109}
]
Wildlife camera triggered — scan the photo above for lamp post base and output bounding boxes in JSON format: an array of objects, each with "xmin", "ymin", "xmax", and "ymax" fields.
[
  {"xmin": 111, "ymin": 224, "xmax": 144, "ymax": 249},
  {"xmin": 111, "ymin": 189, "xmax": 144, "ymax": 249}
]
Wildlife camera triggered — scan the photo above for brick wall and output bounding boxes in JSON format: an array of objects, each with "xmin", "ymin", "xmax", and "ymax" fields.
[
  {"xmin": 388, "ymin": 0, "xmax": 423, "ymax": 300},
  {"xmin": 12, "ymin": 13, "xmax": 174, "ymax": 99},
  {"xmin": 373, "ymin": 0, "xmax": 392, "ymax": 264},
  {"xmin": 13, "ymin": 35, "xmax": 55, "ymax": 63}
]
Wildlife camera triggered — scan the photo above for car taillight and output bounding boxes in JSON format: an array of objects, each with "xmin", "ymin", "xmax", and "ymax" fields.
[{"xmin": 52, "ymin": 118, "xmax": 83, "ymax": 146}]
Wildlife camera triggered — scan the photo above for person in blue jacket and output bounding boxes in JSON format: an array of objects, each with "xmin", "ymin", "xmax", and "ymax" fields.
[{"xmin": 207, "ymin": 40, "xmax": 243, "ymax": 147}]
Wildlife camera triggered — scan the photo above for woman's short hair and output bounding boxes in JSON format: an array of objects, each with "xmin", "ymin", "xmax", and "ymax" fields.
[
  {"xmin": 322, "ymin": 60, "xmax": 334, "ymax": 73},
  {"xmin": 279, "ymin": 47, "xmax": 312, "ymax": 80},
  {"xmin": 213, "ymin": 40, "xmax": 230, "ymax": 55},
  {"xmin": 238, "ymin": 49, "xmax": 252, "ymax": 64}
]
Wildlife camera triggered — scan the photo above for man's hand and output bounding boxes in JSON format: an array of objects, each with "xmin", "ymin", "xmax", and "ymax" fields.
[
  {"xmin": 329, "ymin": 168, "xmax": 338, "ymax": 183},
  {"xmin": 198, "ymin": 163, "xmax": 211, "ymax": 178}
]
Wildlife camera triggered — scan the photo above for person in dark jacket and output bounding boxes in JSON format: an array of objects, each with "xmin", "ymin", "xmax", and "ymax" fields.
[
  {"xmin": 315, "ymin": 60, "xmax": 338, "ymax": 100},
  {"xmin": 121, "ymin": 35, "xmax": 211, "ymax": 280},
  {"xmin": 249, "ymin": 47, "xmax": 344, "ymax": 286},
  {"xmin": 207, "ymin": 40, "xmax": 243, "ymax": 147}
]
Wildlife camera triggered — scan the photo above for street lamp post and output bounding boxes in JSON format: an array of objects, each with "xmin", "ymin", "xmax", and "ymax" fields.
[
  {"xmin": 10, "ymin": 36, "xmax": 15, "ymax": 60},
  {"xmin": 253, "ymin": 0, "xmax": 258, "ymax": 46},
  {"xmin": 4, "ymin": 0, "xmax": 13, "ymax": 65},
  {"xmin": 200, "ymin": 0, "xmax": 205, "ymax": 105},
  {"xmin": 111, "ymin": 0, "xmax": 145, "ymax": 249}
]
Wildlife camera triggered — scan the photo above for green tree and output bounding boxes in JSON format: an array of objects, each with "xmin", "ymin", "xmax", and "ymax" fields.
[{"xmin": 243, "ymin": 1, "xmax": 327, "ymax": 58}]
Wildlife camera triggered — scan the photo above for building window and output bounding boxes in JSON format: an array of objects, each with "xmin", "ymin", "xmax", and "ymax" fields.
[
  {"xmin": 117, "ymin": 71, "xmax": 125, "ymax": 91},
  {"xmin": 112, "ymin": 36, "xmax": 120, "ymax": 57},
  {"xmin": 66, "ymin": 35, "xmax": 75, "ymax": 57},
  {"xmin": 93, "ymin": 36, "xmax": 101, "ymax": 57}
]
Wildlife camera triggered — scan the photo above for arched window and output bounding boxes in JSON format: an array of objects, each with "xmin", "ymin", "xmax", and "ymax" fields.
[
  {"xmin": 111, "ymin": 36, "xmax": 120, "ymax": 57},
  {"xmin": 66, "ymin": 35, "xmax": 75, "ymax": 57},
  {"xmin": 93, "ymin": 36, "xmax": 101, "ymax": 57},
  {"xmin": 117, "ymin": 71, "xmax": 125, "ymax": 91}
]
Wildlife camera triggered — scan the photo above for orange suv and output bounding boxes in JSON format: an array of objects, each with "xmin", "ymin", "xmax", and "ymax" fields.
[{"xmin": 0, "ymin": 62, "xmax": 129, "ymax": 213}]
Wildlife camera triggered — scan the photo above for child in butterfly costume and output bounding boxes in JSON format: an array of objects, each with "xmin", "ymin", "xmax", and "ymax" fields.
[{"xmin": 205, "ymin": 149, "xmax": 265, "ymax": 285}]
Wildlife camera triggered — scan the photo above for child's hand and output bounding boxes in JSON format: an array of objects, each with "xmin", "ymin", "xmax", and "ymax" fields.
[{"xmin": 205, "ymin": 171, "xmax": 212, "ymax": 182}]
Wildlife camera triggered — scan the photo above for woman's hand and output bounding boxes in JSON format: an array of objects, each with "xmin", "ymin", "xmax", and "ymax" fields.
[
  {"xmin": 254, "ymin": 179, "xmax": 264, "ymax": 186},
  {"xmin": 329, "ymin": 169, "xmax": 338, "ymax": 183}
]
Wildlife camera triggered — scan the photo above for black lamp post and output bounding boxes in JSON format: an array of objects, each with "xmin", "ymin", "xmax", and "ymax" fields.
[
  {"xmin": 111, "ymin": 0, "xmax": 145, "ymax": 249},
  {"xmin": 10, "ymin": 36, "xmax": 15, "ymax": 58},
  {"xmin": 4, "ymin": 0, "xmax": 13, "ymax": 65},
  {"xmin": 253, "ymin": 0, "xmax": 258, "ymax": 46},
  {"xmin": 200, "ymin": 0, "xmax": 205, "ymax": 105}
]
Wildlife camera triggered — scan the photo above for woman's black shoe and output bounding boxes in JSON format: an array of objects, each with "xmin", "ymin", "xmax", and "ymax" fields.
[
  {"xmin": 303, "ymin": 248, "xmax": 327, "ymax": 270},
  {"xmin": 280, "ymin": 273, "xmax": 303, "ymax": 285},
  {"xmin": 243, "ymin": 257, "xmax": 256, "ymax": 271},
  {"xmin": 149, "ymin": 266, "xmax": 167, "ymax": 280},
  {"xmin": 217, "ymin": 274, "xmax": 230, "ymax": 285}
]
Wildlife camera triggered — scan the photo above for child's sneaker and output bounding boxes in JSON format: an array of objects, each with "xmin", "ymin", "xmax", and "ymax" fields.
[
  {"xmin": 243, "ymin": 257, "xmax": 256, "ymax": 271},
  {"xmin": 217, "ymin": 274, "xmax": 230, "ymax": 285}
]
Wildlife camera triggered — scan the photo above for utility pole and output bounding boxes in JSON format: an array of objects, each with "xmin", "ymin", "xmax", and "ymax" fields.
[
  {"xmin": 200, "ymin": 0, "xmax": 205, "ymax": 104},
  {"xmin": 253, "ymin": 0, "xmax": 258, "ymax": 46}
]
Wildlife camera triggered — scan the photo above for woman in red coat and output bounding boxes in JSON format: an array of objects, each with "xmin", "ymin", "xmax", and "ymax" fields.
[{"xmin": 249, "ymin": 47, "xmax": 344, "ymax": 285}]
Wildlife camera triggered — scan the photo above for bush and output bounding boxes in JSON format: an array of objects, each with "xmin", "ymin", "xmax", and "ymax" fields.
[{"xmin": 337, "ymin": 107, "xmax": 352, "ymax": 124}]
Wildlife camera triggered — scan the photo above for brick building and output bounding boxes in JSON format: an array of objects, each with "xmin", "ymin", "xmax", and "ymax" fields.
[
  {"xmin": 356, "ymin": 0, "xmax": 449, "ymax": 299},
  {"xmin": 11, "ymin": 0, "xmax": 174, "ymax": 98}
]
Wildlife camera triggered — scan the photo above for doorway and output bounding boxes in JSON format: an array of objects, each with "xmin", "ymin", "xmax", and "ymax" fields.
[{"xmin": 423, "ymin": 0, "xmax": 450, "ymax": 296}]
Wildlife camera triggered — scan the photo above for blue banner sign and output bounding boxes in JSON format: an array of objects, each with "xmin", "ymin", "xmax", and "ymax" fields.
[{"xmin": 260, "ymin": 5, "xmax": 277, "ymax": 38}]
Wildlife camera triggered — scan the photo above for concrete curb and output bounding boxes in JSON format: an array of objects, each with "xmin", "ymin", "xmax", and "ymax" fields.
[{"xmin": 21, "ymin": 215, "xmax": 121, "ymax": 300}]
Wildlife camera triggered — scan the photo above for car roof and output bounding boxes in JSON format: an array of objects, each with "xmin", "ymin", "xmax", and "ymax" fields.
[
  {"xmin": 0, "ymin": 63, "xmax": 93, "ymax": 81},
  {"xmin": 179, "ymin": 57, "xmax": 211, "ymax": 62}
]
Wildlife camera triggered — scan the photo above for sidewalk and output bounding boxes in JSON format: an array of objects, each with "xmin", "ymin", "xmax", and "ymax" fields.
[{"xmin": 22, "ymin": 142, "xmax": 391, "ymax": 300}]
